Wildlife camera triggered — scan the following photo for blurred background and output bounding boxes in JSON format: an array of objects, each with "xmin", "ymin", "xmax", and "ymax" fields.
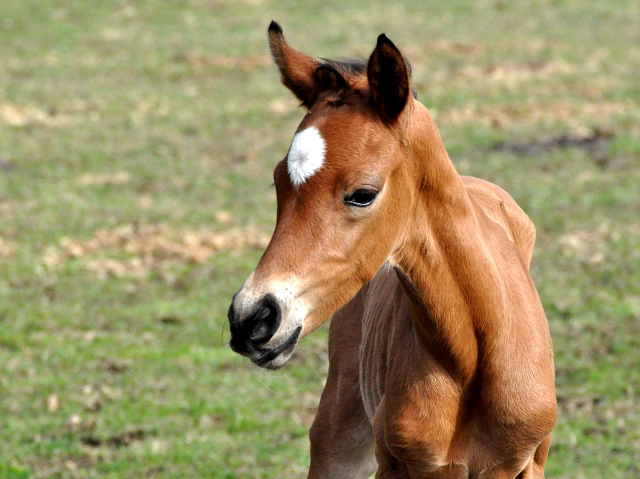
[{"xmin": 0, "ymin": 1, "xmax": 639, "ymax": 478}]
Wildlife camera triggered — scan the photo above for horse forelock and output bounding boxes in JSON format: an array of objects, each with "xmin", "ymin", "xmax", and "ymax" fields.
[
  {"xmin": 316, "ymin": 57, "xmax": 418, "ymax": 101},
  {"xmin": 319, "ymin": 57, "xmax": 368, "ymax": 78}
]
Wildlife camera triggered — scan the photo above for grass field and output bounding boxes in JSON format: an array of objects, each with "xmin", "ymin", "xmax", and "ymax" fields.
[{"xmin": 1, "ymin": 0, "xmax": 639, "ymax": 477}]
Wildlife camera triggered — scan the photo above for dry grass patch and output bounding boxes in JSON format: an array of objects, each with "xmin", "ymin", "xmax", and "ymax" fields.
[
  {"xmin": 0, "ymin": 103, "xmax": 73, "ymax": 127},
  {"xmin": 42, "ymin": 223, "xmax": 270, "ymax": 278},
  {"xmin": 460, "ymin": 59, "xmax": 576, "ymax": 83},
  {"xmin": 76, "ymin": 172, "xmax": 131, "ymax": 186},
  {"xmin": 173, "ymin": 52, "xmax": 271, "ymax": 71},
  {"xmin": 437, "ymin": 100, "xmax": 634, "ymax": 130},
  {"xmin": 0, "ymin": 100, "xmax": 102, "ymax": 127},
  {"xmin": 557, "ymin": 222, "xmax": 636, "ymax": 267},
  {"xmin": 0, "ymin": 237, "xmax": 14, "ymax": 257}
]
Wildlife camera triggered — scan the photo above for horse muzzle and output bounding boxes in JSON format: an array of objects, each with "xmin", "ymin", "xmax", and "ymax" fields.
[{"xmin": 228, "ymin": 292, "xmax": 302, "ymax": 369}]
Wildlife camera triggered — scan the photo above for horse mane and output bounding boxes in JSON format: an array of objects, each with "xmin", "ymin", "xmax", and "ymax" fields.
[
  {"xmin": 318, "ymin": 57, "xmax": 418, "ymax": 99},
  {"xmin": 319, "ymin": 57, "xmax": 368, "ymax": 76}
]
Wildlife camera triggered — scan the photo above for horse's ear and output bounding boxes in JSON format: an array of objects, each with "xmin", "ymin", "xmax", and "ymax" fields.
[
  {"xmin": 314, "ymin": 65, "xmax": 346, "ymax": 92},
  {"xmin": 268, "ymin": 21, "xmax": 319, "ymax": 108},
  {"xmin": 367, "ymin": 34, "xmax": 410, "ymax": 122}
]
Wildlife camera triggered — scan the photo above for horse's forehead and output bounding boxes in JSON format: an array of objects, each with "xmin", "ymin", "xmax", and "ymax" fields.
[
  {"xmin": 306, "ymin": 108, "xmax": 379, "ymax": 153},
  {"xmin": 286, "ymin": 108, "xmax": 385, "ymax": 187}
]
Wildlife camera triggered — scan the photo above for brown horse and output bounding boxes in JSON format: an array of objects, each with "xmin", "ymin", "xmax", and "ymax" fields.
[{"xmin": 228, "ymin": 21, "xmax": 556, "ymax": 479}]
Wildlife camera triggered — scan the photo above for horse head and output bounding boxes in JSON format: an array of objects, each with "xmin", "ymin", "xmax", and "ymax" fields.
[{"xmin": 228, "ymin": 22, "xmax": 426, "ymax": 369}]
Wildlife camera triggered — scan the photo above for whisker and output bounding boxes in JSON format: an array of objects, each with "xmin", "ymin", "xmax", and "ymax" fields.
[{"xmin": 220, "ymin": 318, "xmax": 229, "ymax": 346}]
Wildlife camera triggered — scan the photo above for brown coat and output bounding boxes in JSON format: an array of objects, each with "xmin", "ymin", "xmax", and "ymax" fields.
[{"xmin": 228, "ymin": 22, "xmax": 556, "ymax": 478}]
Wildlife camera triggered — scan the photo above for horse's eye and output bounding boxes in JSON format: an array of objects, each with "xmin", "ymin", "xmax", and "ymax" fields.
[{"xmin": 345, "ymin": 189, "xmax": 378, "ymax": 207}]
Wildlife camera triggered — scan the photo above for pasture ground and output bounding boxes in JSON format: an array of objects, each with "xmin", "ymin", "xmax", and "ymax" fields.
[{"xmin": 1, "ymin": 0, "xmax": 639, "ymax": 477}]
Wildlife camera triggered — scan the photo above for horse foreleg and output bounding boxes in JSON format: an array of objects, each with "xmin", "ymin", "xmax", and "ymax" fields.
[
  {"xmin": 308, "ymin": 291, "xmax": 377, "ymax": 479},
  {"xmin": 308, "ymin": 373, "xmax": 376, "ymax": 479}
]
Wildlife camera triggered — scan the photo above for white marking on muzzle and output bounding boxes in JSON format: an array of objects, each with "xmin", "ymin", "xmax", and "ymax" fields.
[
  {"xmin": 233, "ymin": 275, "xmax": 305, "ymax": 345},
  {"xmin": 287, "ymin": 126, "xmax": 326, "ymax": 187}
]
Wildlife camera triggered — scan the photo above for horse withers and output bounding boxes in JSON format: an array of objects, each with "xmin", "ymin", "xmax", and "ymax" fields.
[{"xmin": 227, "ymin": 21, "xmax": 556, "ymax": 479}]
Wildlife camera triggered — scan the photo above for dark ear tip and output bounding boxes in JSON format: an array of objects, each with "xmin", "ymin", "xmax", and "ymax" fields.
[
  {"xmin": 376, "ymin": 33, "xmax": 393, "ymax": 47},
  {"xmin": 268, "ymin": 21, "xmax": 283, "ymax": 37}
]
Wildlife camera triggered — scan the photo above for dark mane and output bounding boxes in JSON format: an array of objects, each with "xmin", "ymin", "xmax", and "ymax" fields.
[
  {"xmin": 319, "ymin": 57, "xmax": 368, "ymax": 76},
  {"xmin": 318, "ymin": 57, "xmax": 417, "ymax": 99}
]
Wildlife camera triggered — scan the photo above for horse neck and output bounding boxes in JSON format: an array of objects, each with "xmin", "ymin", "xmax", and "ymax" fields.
[{"xmin": 390, "ymin": 102, "xmax": 503, "ymax": 385}]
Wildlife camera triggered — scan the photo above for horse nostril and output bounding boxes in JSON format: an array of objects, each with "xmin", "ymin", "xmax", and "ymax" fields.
[{"xmin": 249, "ymin": 298, "xmax": 280, "ymax": 343}]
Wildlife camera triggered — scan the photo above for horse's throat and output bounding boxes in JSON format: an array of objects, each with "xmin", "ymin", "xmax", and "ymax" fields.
[{"xmin": 392, "ymin": 226, "xmax": 482, "ymax": 386}]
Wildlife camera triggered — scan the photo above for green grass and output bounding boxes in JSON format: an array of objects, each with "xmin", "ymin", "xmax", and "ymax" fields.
[{"xmin": 1, "ymin": 0, "xmax": 639, "ymax": 477}]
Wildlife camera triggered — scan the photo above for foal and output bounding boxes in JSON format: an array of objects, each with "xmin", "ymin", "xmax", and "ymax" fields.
[{"xmin": 228, "ymin": 22, "xmax": 556, "ymax": 478}]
